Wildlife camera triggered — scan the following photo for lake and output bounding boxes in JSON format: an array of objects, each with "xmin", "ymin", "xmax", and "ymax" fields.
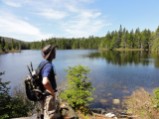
[{"xmin": 0, "ymin": 50, "xmax": 159, "ymax": 109}]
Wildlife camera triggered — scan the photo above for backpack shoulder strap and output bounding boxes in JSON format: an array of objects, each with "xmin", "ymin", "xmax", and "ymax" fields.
[{"xmin": 36, "ymin": 61, "xmax": 49, "ymax": 74}]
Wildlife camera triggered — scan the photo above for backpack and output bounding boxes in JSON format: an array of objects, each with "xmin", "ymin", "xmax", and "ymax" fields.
[{"xmin": 24, "ymin": 62, "xmax": 48, "ymax": 101}]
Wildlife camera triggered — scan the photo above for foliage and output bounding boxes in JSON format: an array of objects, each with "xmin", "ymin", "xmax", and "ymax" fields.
[
  {"xmin": 60, "ymin": 65, "xmax": 94, "ymax": 112},
  {"xmin": 0, "ymin": 72, "xmax": 10, "ymax": 119},
  {"xmin": 151, "ymin": 37, "xmax": 159, "ymax": 52},
  {"xmin": 153, "ymin": 88, "xmax": 159, "ymax": 108},
  {"xmin": 0, "ymin": 72, "xmax": 34, "ymax": 119},
  {"xmin": 26, "ymin": 25, "xmax": 158, "ymax": 51},
  {"xmin": 124, "ymin": 88, "xmax": 159, "ymax": 119},
  {"xmin": 0, "ymin": 36, "xmax": 31, "ymax": 53},
  {"xmin": 1, "ymin": 25, "xmax": 159, "ymax": 52},
  {"xmin": 1, "ymin": 25, "xmax": 159, "ymax": 53}
]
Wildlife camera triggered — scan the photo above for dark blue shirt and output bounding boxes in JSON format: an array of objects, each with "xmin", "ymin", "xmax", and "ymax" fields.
[{"xmin": 40, "ymin": 60, "xmax": 57, "ymax": 91}]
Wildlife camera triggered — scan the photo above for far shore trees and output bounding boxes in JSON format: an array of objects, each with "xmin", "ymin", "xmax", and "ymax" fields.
[{"xmin": 1, "ymin": 25, "xmax": 159, "ymax": 53}]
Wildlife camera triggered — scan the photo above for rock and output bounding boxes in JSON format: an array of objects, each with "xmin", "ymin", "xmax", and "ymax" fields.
[
  {"xmin": 107, "ymin": 93, "xmax": 112, "ymax": 96},
  {"xmin": 91, "ymin": 108, "xmax": 106, "ymax": 114},
  {"xmin": 105, "ymin": 112, "xmax": 117, "ymax": 118},
  {"xmin": 113, "ymin": 99, "xmax": 120, "ymax": 105},
  {"xmin": 100, "ymin": 98, "xmax": 108, "ymax": 104}
]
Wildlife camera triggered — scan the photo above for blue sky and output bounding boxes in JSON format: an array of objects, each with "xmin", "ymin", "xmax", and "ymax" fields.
[{"xmin": 0, "ymin": 0, "xmax": 159, "ymax": 42}]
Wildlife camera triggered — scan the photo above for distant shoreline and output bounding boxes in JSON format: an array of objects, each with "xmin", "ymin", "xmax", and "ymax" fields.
[
  {"xmin": 0, "ymin": 50, "xmax": 21, "ymax": 54},
  {"xmin": 99, "ymin": 48, "xmax": 149, "ymax": 51}
]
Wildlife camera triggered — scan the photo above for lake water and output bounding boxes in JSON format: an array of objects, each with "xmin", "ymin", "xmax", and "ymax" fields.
[{"xmin": 0, "ymin": 50, "xmax": 159, "ymax": 109}]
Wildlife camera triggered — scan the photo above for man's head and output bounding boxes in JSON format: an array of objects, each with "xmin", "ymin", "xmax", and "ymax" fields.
[{"xmin": 42, "ymin": 44, "xmax": 57, "ymax": 61}]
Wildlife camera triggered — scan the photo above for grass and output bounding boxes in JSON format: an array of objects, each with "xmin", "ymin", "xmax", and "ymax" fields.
[{"xmin": 124, "ymin": 88, "xmax": 159, "ymax": 119}]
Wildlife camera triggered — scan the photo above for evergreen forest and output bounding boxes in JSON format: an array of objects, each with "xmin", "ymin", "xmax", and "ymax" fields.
[{"xmin": 1, "ymin": 25, "xmax": 159, "ymax": 53}]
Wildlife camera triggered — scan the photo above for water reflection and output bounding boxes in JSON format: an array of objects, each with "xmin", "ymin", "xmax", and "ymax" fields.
[
  {"xmin": 87, "ymin": 51, "xmax": 159, "ymax": 109},
  {"xmin": 88, "ymin": 51, "xmax": 152, "ymax": 66}
]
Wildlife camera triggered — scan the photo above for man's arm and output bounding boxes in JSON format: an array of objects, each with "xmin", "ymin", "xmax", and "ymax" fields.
[{"xmin": 42, "ymin": 77, "xmax": 55, "ymax": 96}]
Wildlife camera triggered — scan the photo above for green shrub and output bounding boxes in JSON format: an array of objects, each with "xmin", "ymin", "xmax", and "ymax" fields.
[
  {"xmin": 153, "ymin": 87, "xmax": 159, "ymax": 108},
  {"xmin": 0, "ymin": 72, "xmax": 10, "ymax": 119},
  {"xmin": 0, "ymin": 72, "xmax": 34, "ymax": 119},
  {"xmin": 60, "ymin": 65, "xmax": 94, "ymax": 112}
]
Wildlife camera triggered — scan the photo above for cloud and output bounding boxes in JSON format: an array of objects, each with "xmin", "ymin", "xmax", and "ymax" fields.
[
  {"xmin": 0, "ymin": 12, "xmax": 51, "ymax": 41},
  {"xmin": 0, "ymin": 0, "xmax": 111, "ymax": 41},
  {"xmin": 62, "ymin": 8, "xmax": 110, "ymax": 37},
  {"xmin": 37, "ymin": 8, "xmax": 68, "ymax": 20},
  {"xmin": 2, "ymin": 0, "xmax": 22, "ymax": 8}
]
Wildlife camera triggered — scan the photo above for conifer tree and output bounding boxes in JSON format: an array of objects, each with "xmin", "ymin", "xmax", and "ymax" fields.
[{"xmin": 60, "ymin": 65, "xmax": 94, "ymax": 111}]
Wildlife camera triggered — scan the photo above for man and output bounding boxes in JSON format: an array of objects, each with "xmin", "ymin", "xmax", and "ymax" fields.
[{"xmin": 40, "ymin": 44, "xmax": 57, "ymax": 119}]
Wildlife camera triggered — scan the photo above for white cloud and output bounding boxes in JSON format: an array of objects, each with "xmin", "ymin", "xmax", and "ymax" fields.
[
  {"xmin": 37, "ymin": 8, "xmax": 68, "ymax": 20},
  {"xmin": 62, "ymin": 8, "xmax": 110, "ymax": 37},
  {"xmin": 30, "ymin": 0, "xmax": 109, "ymax": 37},
  {"xmin": 0, "ymin": 12, "xmax": 51, "ymax": 41},
  {"xmin": 2, "ymin": 0, "xmax": 22, "ymax": 8},
  {"xmin": 66, "ymin": 4, "xmax": 79, "ymax": 13},
  {"xmin": 0, "ymin": 0, "xmax": 111, "ymax": 41}
]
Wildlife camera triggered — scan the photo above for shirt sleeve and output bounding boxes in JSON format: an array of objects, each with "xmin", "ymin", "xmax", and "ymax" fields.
[{"xmin": 42, "ymin": 64, "xmax": 52, "ymax": 77}]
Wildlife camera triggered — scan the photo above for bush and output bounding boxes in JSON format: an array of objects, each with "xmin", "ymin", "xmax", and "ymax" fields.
[
  {"xmin": 154, "ymin": 87, "xmax": 159, "ymax": 108},
  {"xmin": 0, "ymin": 71, "xmax": 34, "ymax": 119},
  {"xmin": 11, "ymin": 86, "xmax": 35, "ymax": 117},
  {"xmin": 124, "ymin": 88, "xmax": 159, "ymax": 119},
  {"xmin": 60, "ymin": 65, "xmax": 94, "ymax": 112},
  {"xmin": 0, "ymin": 72, "xmax": 10, "ymax": 119}
]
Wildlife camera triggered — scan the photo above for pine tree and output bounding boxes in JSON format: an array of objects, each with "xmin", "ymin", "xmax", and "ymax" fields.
[{"xmin": 60, "ymin": 65, "xmax": 94, "ymax": 112}]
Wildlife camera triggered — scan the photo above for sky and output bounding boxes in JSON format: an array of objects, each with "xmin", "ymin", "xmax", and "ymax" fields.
[{"xmin": 0, "ymin": 0, "xmax": 159, "ymax": 42}]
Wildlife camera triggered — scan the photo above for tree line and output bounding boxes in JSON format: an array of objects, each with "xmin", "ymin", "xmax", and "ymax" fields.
[
  {"xmin": 100, "ymin": 25, "xmax": 159, "ymax": 52},
  {"xmin": 1, "ymin": 25, "xmax": 159, "ymax": 52},
  {"xmin": 0, "ymin": 37, "xmax": 29, "ymax": 53},
  {"xmin": 29, "ymin": 36, "xmax": 101, "ymax": 50},
  {"xmin": 28, "ymin": 25, "xmax": 159, "ymax": 52}
]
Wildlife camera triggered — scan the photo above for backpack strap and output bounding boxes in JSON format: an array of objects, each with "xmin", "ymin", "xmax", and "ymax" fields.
[{"xmin": 36, "ymin": 61, "xmax": 49, "ymax": 75}]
